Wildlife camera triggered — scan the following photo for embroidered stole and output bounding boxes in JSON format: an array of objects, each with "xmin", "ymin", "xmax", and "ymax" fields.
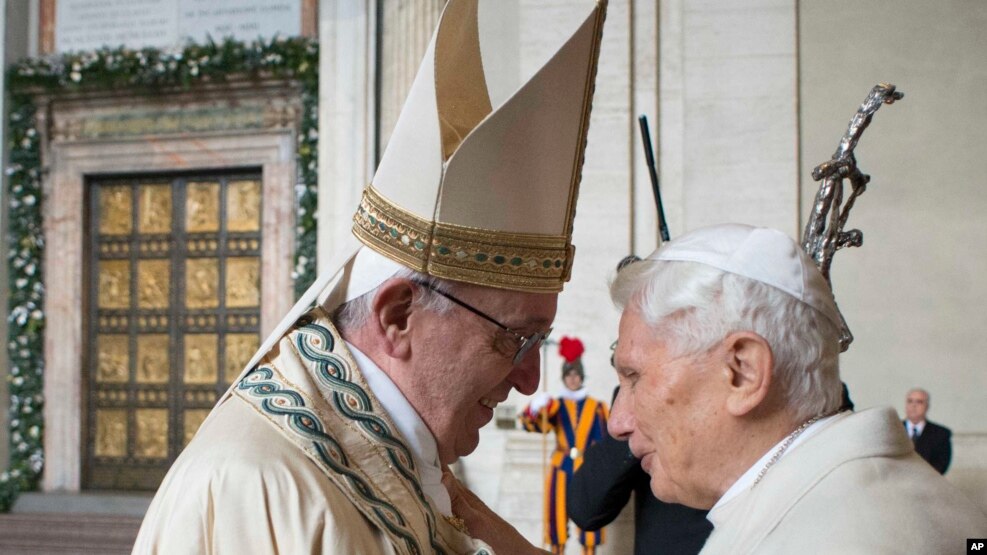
[{"xmin": 234, "ymin": 307, "xmax": 491, "ymax": 555}]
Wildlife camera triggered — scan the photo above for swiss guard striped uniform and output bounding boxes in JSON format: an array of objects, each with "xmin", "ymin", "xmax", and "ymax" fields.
[{"xmin": 520, "ymin": 392, "xmax": 609, "ymax": 554}]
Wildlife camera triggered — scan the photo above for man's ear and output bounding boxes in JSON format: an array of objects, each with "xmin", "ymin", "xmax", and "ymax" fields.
[
  {"xmin": 370, "ymin": 279, "xmax": 416, "ymax": 360},
  {"xmin": 720, "ymin": 331, "xmax": 774, "ymax": 417}
]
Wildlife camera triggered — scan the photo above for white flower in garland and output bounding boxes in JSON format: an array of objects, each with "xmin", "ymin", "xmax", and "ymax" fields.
[{"xmin": 29, "ymin": 453, "xmax": 43, "ymax": 473}]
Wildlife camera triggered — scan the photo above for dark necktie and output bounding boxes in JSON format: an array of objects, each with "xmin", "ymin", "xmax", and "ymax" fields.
[{"xmin": 911, "ymin": 426, "xmax": 920, "ymax": 444}]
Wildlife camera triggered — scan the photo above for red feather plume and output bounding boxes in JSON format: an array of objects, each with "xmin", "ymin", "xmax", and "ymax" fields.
[{"xmin": 558, "ymin": 336, "xmax": 584, "ymax": 363}]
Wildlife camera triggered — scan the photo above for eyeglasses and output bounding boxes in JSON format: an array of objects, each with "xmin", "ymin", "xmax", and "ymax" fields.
[{"xmin": 413, "ymin": 281, "xmax": 552, "ymax": 365}]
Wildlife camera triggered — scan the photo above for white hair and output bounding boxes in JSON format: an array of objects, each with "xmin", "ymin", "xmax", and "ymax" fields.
[
  {"xmin": 331, "ymin": 268, "xmax": 454, "ymax": 333},
  {"xmin": 908, "ymin": 387, "xmax": 930, "ymax": 403},
  {"xmin": 610, "ymin": 260, "xmax": 842, "ymax": 421}
]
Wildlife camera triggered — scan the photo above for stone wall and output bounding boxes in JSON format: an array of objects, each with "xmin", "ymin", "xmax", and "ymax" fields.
[
  {"xmin": 660, "ymin": 0, "xmax": 800, "ymax": 238},
  {"xmin": 799, "ymin": 0, "xmax": 987, "ymax": 509},
  {"xmin": 376, "ymin": 0, "xmax": 444, "ymax": 151}
]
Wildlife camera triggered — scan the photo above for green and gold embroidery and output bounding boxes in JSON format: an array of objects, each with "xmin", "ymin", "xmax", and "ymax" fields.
[
  {"xmin": 235, "ymin": 311, "xmax": 489, "ymax": 554},
  {"xmin": 238, "ymin": 366, "xmax": 428, "ymax": 555},
  {"xmin": 354, "ymin": 185, "xmax": 573, "ymax": 292}
]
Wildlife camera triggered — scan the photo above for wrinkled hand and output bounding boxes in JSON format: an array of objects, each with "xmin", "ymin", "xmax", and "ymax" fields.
[
  {"xmin": 442, "ymin": 468, "xmax": 549, "ymax": 555},
  {"xmin": 527, "ymin": 392, "xmax": 552, "ymax": 415}
]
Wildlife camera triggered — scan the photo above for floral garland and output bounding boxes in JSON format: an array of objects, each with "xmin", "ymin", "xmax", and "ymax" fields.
[{"xmin": 0, "ymin": 37, "xmax": 319, "ymax": 511}]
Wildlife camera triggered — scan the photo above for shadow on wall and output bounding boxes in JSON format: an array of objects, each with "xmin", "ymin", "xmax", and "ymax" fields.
[
  {"xmin": 946, "ymin": 433, "xmax": 987, "ymax": 516},
  {"xmin": 948, "ymin": 469, "xmax": 987, "ymax": 516}
]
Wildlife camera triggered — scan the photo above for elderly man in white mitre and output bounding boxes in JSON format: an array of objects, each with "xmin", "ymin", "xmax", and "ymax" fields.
[
  {"xmin": 607, "ymin": 223, "xmax": 987, "ymax": 554},
  {"xmin": 134, "ymin": 0, "xmax": 607, "ymax": 553}
]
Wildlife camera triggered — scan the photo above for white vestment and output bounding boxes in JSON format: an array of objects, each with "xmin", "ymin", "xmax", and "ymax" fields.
[
  {"xmin": 132, "ymin": 307, "xmax": 492, "ymax": 555},
  {"xmin": 701, "ymin": 407, "xmax": 987, "ymax": 554}
]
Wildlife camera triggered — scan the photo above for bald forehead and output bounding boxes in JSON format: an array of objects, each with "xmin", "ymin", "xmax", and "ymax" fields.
[
  {"xmin": 907, "ymin": 389, "xmax": 929, "ymax": 400},
  {"xmin": 613, "ymin": 308, "xmax": 656, "ymax": 367}
]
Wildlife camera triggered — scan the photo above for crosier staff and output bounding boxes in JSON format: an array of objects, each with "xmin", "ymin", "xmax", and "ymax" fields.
[{"xmin": 802, "ymin": 82, "xmax": 904, "ymax": 352}]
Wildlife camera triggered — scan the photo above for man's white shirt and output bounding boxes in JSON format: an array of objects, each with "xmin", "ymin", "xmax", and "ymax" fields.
[{"xmin": 905, "ymin": 419, "xmax": 926, "ymax": 439}]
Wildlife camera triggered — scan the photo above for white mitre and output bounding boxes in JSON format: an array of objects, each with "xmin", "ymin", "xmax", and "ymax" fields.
[{"xmin": 240, "ymin": 0, "xmax": 609, "ymax": 377}]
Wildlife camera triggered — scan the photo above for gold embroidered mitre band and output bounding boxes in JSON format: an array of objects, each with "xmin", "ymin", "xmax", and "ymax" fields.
[{"xmin": 352, "ymin": 0, "xmax": 608, "ymax": 293}]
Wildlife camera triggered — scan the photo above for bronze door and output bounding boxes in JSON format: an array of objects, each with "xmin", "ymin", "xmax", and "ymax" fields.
[{"xmin": 85, "ymin": 172, "xmax": 263, "ymax": 490}]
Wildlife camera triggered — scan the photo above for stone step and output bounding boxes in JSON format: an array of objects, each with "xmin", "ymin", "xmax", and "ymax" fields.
[{"xmin": 0, "ymin": 512, "xmax": 141, "ymax": 554}]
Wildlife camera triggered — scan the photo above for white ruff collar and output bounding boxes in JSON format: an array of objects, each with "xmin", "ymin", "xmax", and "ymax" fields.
[{"xmin": 558, "ymin": 387, "xmax": 589, "ymax": 401}]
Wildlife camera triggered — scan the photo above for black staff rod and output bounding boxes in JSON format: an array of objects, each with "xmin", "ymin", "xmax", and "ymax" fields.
[{"xmin": 637, "ymin": 115, "xmax": 670, "ymax": 242}]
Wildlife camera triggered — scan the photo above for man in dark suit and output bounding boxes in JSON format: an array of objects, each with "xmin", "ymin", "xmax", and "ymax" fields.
[
  {"xmin": 904, "ymin": 388, "xmax": 952, "ymax": 474},
  {"xmin": 567, "ymin": 387, "xmax": 712, "ymax": 555}
]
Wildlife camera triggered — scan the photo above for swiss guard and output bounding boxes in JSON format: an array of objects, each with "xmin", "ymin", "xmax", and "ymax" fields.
[
  {"xmin": 133, "ymin": 0, "xmax": 609, "ymax": 554},
  {"xmin": 520, "ymin": 337, "xmax": 610, "ymax": 554}
]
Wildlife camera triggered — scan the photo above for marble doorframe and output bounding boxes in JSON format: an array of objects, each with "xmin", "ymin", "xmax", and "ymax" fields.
[{"xmin": 38, "ymin": 85, "xmax": 299, "ymax": 491}]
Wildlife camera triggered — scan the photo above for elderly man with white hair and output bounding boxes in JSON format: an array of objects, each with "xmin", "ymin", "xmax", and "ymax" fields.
[{"xmin": 607, "ymin": 223, "xmax": 987, "ymax": 554}]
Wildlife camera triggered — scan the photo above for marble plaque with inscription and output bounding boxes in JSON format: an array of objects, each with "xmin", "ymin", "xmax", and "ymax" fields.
[{"xmin": 55, "ymin": 0, "xmax": 301, "ymax": 54}]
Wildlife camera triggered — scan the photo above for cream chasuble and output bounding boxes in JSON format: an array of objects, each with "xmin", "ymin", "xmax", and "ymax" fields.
[
  {"xmin": 132, "ymin": 307, "xmax": 492, "ymax": 555},
  {"xmin": 699, "ymin": 408, "xmax": 987, "ymax": 554}
]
